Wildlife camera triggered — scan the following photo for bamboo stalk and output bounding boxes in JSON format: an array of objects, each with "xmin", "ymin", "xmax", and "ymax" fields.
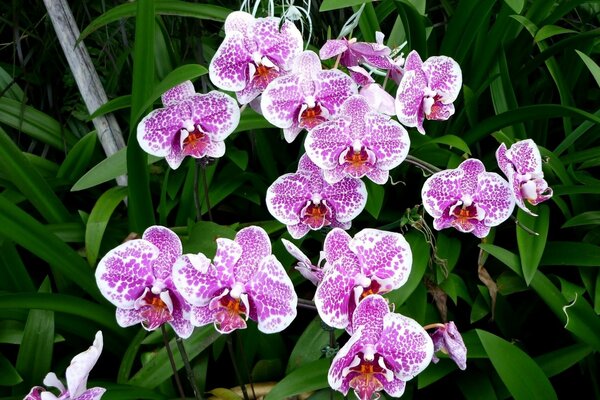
[{"xmin": 43, "ymin": 0, "xmax": 127, "ymax": 186}]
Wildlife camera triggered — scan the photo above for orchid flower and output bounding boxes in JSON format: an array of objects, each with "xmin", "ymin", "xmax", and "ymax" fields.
[
  {"xmin": 320, "ymin": 31, "xmax": 393, "ymax": 70},
  {"xmin": 209, "ymin": 11, "xmax": 303, "ymax": 104},
  {"xmin": 261, "ymin": 50, "xmax": 357, "ymax": 143},
  {"xmin": 359, "ymin": 83, "xmax": 396, "ymax": 116},
  {"xmin": 95, "ymin": 226, "xmax": 193, "ymax": 338},
  {"xmin": 421, "ymin": 158, "xmax": 515, "ymax": 238},
  {"xmin": 137, "ymin": 80, "xmax": 240, "ymax": 169},
  {"xmin": 430, "ymin": 321, "xmax": 467, "ymax": 370},
  {"xmin": 328, "ymin": 295, "xmax": 433, "ymax": 400},
  {"xmin": 315, "ymin": 228, "xmax": 412, "ymax": 332},
  {"xmin": 172, "ymin": 226, "xmax": 297, "ymax": 334},
  {"xmin": 496, "ymin": 139, "xmax": 553, "ymax": 216},
  {"xmin": 266, "ymin": 154, "xmax": 367, "ymax": 239},
  {"xmin": 395, "ymin": 50, "xmax": 462, "ymax": 134},
  {"xmin": 281, "ymin": 238, "xmax": 325, "ymax": 285},
  {"xmin": 305, "ymin": 94, "xmax": 410, "ymax": 184},
  {"xmin": 24, "ymin": 332, "xmax": 105, "ymax": 400}
]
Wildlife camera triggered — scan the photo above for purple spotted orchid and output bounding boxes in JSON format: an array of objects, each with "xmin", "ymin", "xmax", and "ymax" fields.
[
  {"xmin": 328, "ymin": 295, "xmax": 433, "ymax": 400},
  {"xmin": 315, "ymin": 228, "xmax": 412, "ymax": 332},
  {"xmin": 95, "ymin": 226, "xmax": 193, "ymax": 338},
  {"xmin": 281, "ymin": 238, "xmax": 325, "ymax": 285},
  {"xmin": 395, "ymin": 50, "xmax": 462, "ymax": 134},
  {"xmin": 209, "ymin": 11, "xmax": 303, "ymax": 105},
  {"xmin": 261, "ymin": 50, "xmax": 357, "ymax": 143},
  {"xmin": 137, "ymin": 80, "xmax": 240, "ymax": 169},
  {"xmin": 430, "ymin": 321, "xmax": 467, "ymax": 370},
  {"xmin": 319, "ymin": 32, "xmax": 393, "ymax": 70},
  {"xmin": 172, "ymin": 226, "xmax": 297, "ymax": 334},
  {"xmin": 421, "ymin": 158, "xmax": 515, "ymax": 238},
  {"xmin": 266, "ymin": 154, "xmax": 367, "ymax": 239},
  {"xmin": 24, "ymin": 332, "xmax": 105, "ymax": 400},
  {"xmin": 496, "ymin": 139, "xmax": 553, "ymax": 216},
  {"xmin": 305, "ymin": 94, "xmax": 410, "ymax": 184}
]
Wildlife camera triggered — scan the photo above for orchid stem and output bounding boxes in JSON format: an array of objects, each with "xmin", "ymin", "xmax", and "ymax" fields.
[
  {"xmin": 405, "ymin": 155, "xmax": 441, "ymax": 175},
  {"xmin": 176, "ymin": 336, "xmax": 203, "ymax": 400},
  {"xmin": 200, "ymin": 159, "xmax": 213, "ymax": 222},
  {"xmin": 382, "ymin": 70, "xmax": 389, "ymax": 91},
  {"xmin": 193, "ymin": 160, "xmax": 202, "ymax": 222},
  {"xmin": 511, "ymin": 215, "xmax": 539, "ymax": 236},
  {"xmin": 333, "ymin": 52, "xmax": 342, "ymax": 69},
  {"xmin": 161, "ymin": 325, "xmax": 186, "ymax": 400},
  {"xmin": 227, "ymin": 335, "xmax": 250, "ymax": 400},
  {"xmin": 423, "ymin": 323, "xmax": 445, "ymax": 331},
  {"xmin": 297, "ymin": 298, "xmax": 317, "ymax": 311},
  {"xmin": 236, "ymin": 333, "xmax": 257, "ymax": 400}
]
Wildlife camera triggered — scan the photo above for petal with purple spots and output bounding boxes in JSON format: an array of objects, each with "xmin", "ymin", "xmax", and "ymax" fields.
[
  {"xmin": 232, "ymin": 226, "xmax": 272, "ymax": 283},
  {"xmin": 142, "ymin": 225, "xmax": 182, "ymax": 281}
]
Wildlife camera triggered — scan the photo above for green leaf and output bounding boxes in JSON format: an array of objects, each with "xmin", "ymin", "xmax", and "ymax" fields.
[
  {"xmin": 575, "ymin": 50, "xmax": 600, "ymax": 88},
  {"xmin": 264, "ymin": 358, "xmax": 330, "ymax": 400},
  {"xmin": 86, "ymin": 186, "xmax": 128, "ymax": 265},
  {"xmin": 57, "ymin": 131, "xmax": 98, "ymax": 181},
  {"xmin": 118, "ymin": 328, "xmax": 148, "ymax": 383},
  {"xmin": 0, "ymin": 66, "xmax": 24, "ymax": 101},
  {"xmin": 535, "ymin": 344, "xmax": 593, "ymax": 378},
  {"xmin": 0, "ymin": 240, "xmax": 35, "ymax": 292},
  {"xmin": 503, "ymin": 0, "xmax": 524, "ymax": 13},
  {"xmin": 89, "ymin": 95, "xmax": 132, "ymax": 120},
  {"xmin": 535, "ymin": 25, "xmax": 577, "ymax": 42},
  {"xmin": 15, "ymin": 278, "xmax": 54, "ymax": 388},
  {"xmin": 562, "ymin": 293, "xmax": 600, "ymax": 352},
  {"xmin": 208, "ymin": 388, "xmax": 243, "ymax": 400},
  {"xmin": 552, "ymin": 185, "xmax": 600, "ymax": 195},
  {"xmin": 517, "ymin": 205, "xmax": 549, "ymax": 285},
  {"xmin": 429, "ymin": 135, "xmax": 472, "ymax": 155},
  {"xmin": 79, "ymin": 0, "xmax": 231, "ymax": 41},
  {"xmin": 286, "ymin": 316, "xmax": 343, "ymax": 374},
  {"xmin": 0, "ymin": 126, "xmax": 72, "ymax": 223},
  {"xmin": 477, "ymin": 329, "xmax": 558, "ymax": 400},
  {"xmin": 385, "ymin": 231, "xmax": 428, "ymax": 306},
  {"xmin": 394, "ymin": 0, "xmax": 427, "ymax": 56},
  {"xmin": 0, "ymin": 352, "xmax": 22, "ymax": 385},
  {"xmin": 540, "ymin": 242, "xmax": 600, "ymax": 267},
  {"xmin": 128, "ymin": 326, "xmax": 220, "ymax": 388},
  {"xmin": 479, "ymin": 243, "xmax": 521, "ymax": 276},
  {"xmin": 184, "ymin": 221, "xmax": 237, "ymax": 259},
  {"xmin": 364, "ymin": 179, "xmax": 385, "ymax": 219},
  {"xmin": 563, "ymin": 211, "xmax": 600, "ymax": 228},
  {"xmin": 319, "ymin": 0, "xmax": 373, "ymax": 12},
  {"xmin": 71, "ymin": 146, "xmax": 161, "ymax": 191}
]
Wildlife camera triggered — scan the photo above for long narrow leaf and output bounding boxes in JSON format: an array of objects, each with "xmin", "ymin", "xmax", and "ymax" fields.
[{"xmin": 517, "ymin": 205, "xmax": 549, "ymax": 285}]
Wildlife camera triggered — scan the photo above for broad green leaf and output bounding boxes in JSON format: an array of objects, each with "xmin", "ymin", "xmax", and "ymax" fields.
[
  {"xmin": 184, "ymin": 221, "xmax": 237, "ymax": 258},
  {"xmin": 128, "ymin": 326, "xmax": 220, "ymax": 388},
  {"xmin": 562, "ymin": 211, "xmax": 600, "ymax": 228},
  {"xmin": 417, "ymin": 359, "xmax": 456, "ymax": 388},
  {"xmin": 91, "ymin": 383, "xmax": 169, "ymax": 399},
  {"xmin": 457, "ymin": 369, "xmax": 498, "ymax": 400},
  {"xmin": 394, "ymin": 0, "xmax": 427, "ymax": 56},
  {"xmin": 540, "ymin": 241, "xmax": 600, "ymax": 267},
  {"xmin": 562, "ymin": 293, "xmax": 600, "ymax": 352},
  {"xmin": 208, "ymin": 388, "xmax": 243, "ymax": 400},
  {"xmin": 0, "ymin": 66, "xmax": 24, "ymax": 101},
  {"xmin": 57, "ymin": 131, "xmax": 98, "ymax": 181},
  {"xmin": 0, "ymin": 197, "xmax": 102, "ymax": 300},
  {"xmin": 319, "ymin": 0, "xmax": 373, "ymax": 12},
  {"xmin": 0, "ymin": 97, "xmax": 76, "ymax": 150},
  {"xmin": 429, "ymin": 135, "xmax": 472, "ymax": 155},
  {"xmin": 364, "ymin": 179, "xmax": 385, "ymax": 219},
  {"xmin": 15, "ymin": 278, "xmax": 54, "ymax": 388},
  {"xmin": 503, "ymin": 0, "xmax": 524, "ymax": 13},
  {"xmin": 490, "ymin": 48, "xmax": 526, "ymax": 139},
  {"xmin": 553, "ymin": 185, "xmax": 600, "ymax": 195},
  {"xmin": 355, "ymin": 3, "xmax": 379, "ymax": 42},
  {"xmin": 286, "ymin": 316, "xmax": 343, "ymax": 374},
  {"xmin": 575, "ymin": 50, "xmax": 600, "ymax": 88},
  {"xmin": 535, "ymin": 343, "xmax": 592, "ymax": 377},
  {"xmin": 477, "ymin": 329, "xmax": 558, "ymax": 400},
  {"xmin": 0, "ymin": 126, "xmax": 72, "ymax": 223},
  {"xmin": 0, "ymin": 352, "xmax": 22, "ymax": 385},
  {"xmin": 534, "ymin": 25, "xmax": 576, "ymax": 42},
  {"xmin": 234, "ymin": 108, "xmax": 272, "ymax": 133},
  {"xmin": 89, "ymin": 95, "xmax": 132, "ymax": 120},
  {"xmin": 118, "ymin": 328, "xmax": 148, "ymax": 383},
  {"xmin": 0, "ymin": 240, "xmax": 35, "ymax": 292},
  {"xmin": 517, "ymin": 205, "xmax": 549, "ymax": 285},
  {"xmin": 554, "ymin": 108, "xmax": 600, "ymax": 156},
  {"xmin": 71, "ymin": 146, "xmax": 161, "ymax": 191},
  {"xmin": 479, "ymin": 243, "xmax": 521, "ymax": 276},
  {"xmin": 128, "ymin": 0, "xmax": 157, "ymax": 233},
  {"xmin": 86, "ymin": 186, "xmax": 128, "ymax": 265},
  {"xmin": 264, "ymin": 358, "xmax": 330, "ymax": 400},
  {"xmin": 79, "ymin": 1, "xmax": 231, "ymax": 41}
]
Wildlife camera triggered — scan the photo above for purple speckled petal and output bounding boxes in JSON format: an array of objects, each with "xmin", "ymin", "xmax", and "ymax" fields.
[
  {"xmin": 209, "ymin": 31, "xmax": 251, "ymax": 92},
  {"xmin": 172, "ymin": 253, "xmax": 224, "ymax": 306},
  {"xmin": 95, "ymin": 239, "xmax": 156, "ymax": 308},
  {"xmin": 24, "ymin": 386, "xmax": 44, "ymax": 400},
  {"xmin": 115, "ymin": 308, "xmax": 145, "ymax": 328},
  {"xmin": 203, "ymin": 140, "xmax": 226, "ymax": 159},
  {"xmin": 328, "ymin": 326, "xmax": 363, "ymax": 395},
  {"xmin": 350, "ymin": 229, "xmax": 412, "ymax": 290},
  {"xmin": 168, "ymin": 292, "xmax": 194, "ymax": 338},
  {"xmin": 287, "ymin": 223, "xmax": 311, "ymax": 239},
  {"xmin": 261, "ymin": 74, "xmax": 303, "ymax": 129},
  {"xmin": 136, "ymin": 101, "xmax": 192, "ymax": 158},
  {"xmin": 322, "ymin": 176, "xmax": 367, "ymax": 223},
  {"xmin": 304, "ymin": 118, "xmax": 351, "ymax": 170},
  {"xmin": 65, "ymin": 331, "xmax": 102, "ymax": 398},
  {"xmin": 254, "ymin": 17, "xmax": 303, "ymax": 71},
  {"xmin": 431, "ymin": 321, "xmax": 467, "ymax": 370},
  {"xmin": 364, "ymin": 112, "xmax": 410, "ymax": 170},
  {"xmin": 319, "ymin": 39, "xmax": 348, "ymax": 60},
  {"xmin": 382, "ymin": 379, "xmax": 407, "ymax": 398},
  {"xmin": 190, "ymin": 303, "xmax": 216, "ymax": 327},
  {"xmin": 237, "ymin": 73, "xmax": 278, "ymax": 105},
  {"xmin": 474, "ymin": 171, "xmax": 515, "ymax": 227},
  {"xmin": 266, "ymin": 172, "xmax": 310, "ymax": 225},
  {"xmin": 395, "ymin": 69, "xmax": 427, "ymax": 134},
  {"xmin": 377, "ymin": 313, "xmax": 433, "ymax": 381},
  {"xmin": 165, "ymin": 144, "xmax": 185, "ymax": 169},
  {"xmin": 504, "ymin": 139, "xmax": 543, "ymax": 175},
  {"xmin": 293, "ymin": 50, "xmax": 323, "ymax": 79},
  {"xmin": 190, "ymin": 91, "xmax": 240, "ymax": 141},
  {"xmin": 351, "ymin": 294, "xmax": 388, "ymax": 341},
  {"xmin": 73, "ymin": 387, "xmax": 106, "ymax": 400},
  {"xmin": 142, "ymin": 226, "xmax": 182, "ymax": 281},
  {"xmin": 495, "ymin": 142, "xmax": 512, "ymax": 177},
  {"xmin": 233, "ymin": 226, "xmax": 272, "ymax": 283},
  {"xmin": 223, "ymin": 10, "xmax": 254, "ymax": 34},
  {"xmin": 246, "ymin": 255, "xmax": 298, "ymax": 333},
  {"xmin": 348, "ymin": 66, "xmax": 375, "ymax": 87},
  {"xmin": 315, "ymin": 70, "xmax": 358, "ymax": 115},
  {"xmin": 423, "ymin": 56, "xmax": 462, "ymax": 103},
  {"xmin": 161, "ymin": 80, "xmax": 195, "ymax": 107},
  {"xmin": 403, "ymin": 50, "xmax": 423, "ymax": 72},
  {"xmin": 213, "ymin": 238, "xmax": 243, "ymax": 282},
  {"xmin": 323, "ymin": 227, "xmax": 352, "ymax": 263},
  {"xmin": 314, "ymin": 254, "xmax": 360, "ymax": 329},
  {"xmin": 427, "ymin": 102, "xmax": 455, "ymax": 122},
  {"xmin": 281, "ymin": 238, "xmax": 312, "ymax": 266}
]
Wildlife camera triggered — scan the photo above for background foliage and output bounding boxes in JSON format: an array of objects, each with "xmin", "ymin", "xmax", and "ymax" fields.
[{"xmin": 0, "ymin": 0, "xmax": 599, "ymax": 399}]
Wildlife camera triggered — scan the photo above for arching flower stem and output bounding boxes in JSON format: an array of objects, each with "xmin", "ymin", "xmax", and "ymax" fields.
[
  {"xmin": 161, "ymin": 325, "xmax": 186, "ymax": 400},
  {"xmin": 405, "ymin": 154, "xmax": 441, "ymax": 175},
  {"xmin": 176, "ymin": 336, "xmax": 204, "ymax": 400}
]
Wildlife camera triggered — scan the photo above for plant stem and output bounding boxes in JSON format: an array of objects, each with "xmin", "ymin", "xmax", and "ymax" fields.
[
  {"xmin": 161, "ymin": 325, "xmax": 185, "ymax": 400},
  {"xmin": 200, "ymin": 160, "xmax": 213, "ymax": 222},
  {"xmin": 511, "ymin": 215, "xmax": 539, "ymax": 236},
  {"xmin": 405, "ymin": 155, "xmax": 441, "ymax": 175},
  {"xmin": 176, "ymin": 336, "xmax": 203, "ymax": 400},
  {"xmin": 193, "ymin": 160, "xmax": 202, "ymax": 222},
  {"xmin": 297, "ymin": 298, "xmax": 317, "ymax": 311},
  {"xmin": 423, "ymin": 323, "xmax": 445, "ymax": 331},
  {"xmin": 236, "ymin": 333, "xmax": 257, "ymax": 400},
  {"xmin": 227, "ymin": 335, "xmax": 250, "ymax": 400}
]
